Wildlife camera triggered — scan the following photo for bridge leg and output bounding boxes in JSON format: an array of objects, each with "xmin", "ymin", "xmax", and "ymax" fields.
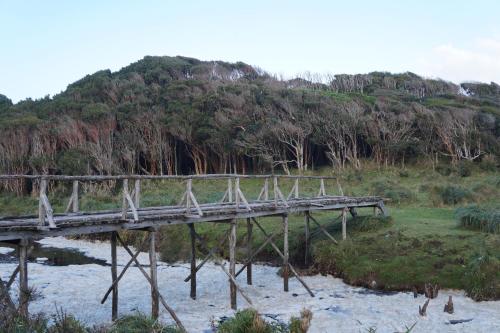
[
  {"xmin": 342, "ymin": 208, "xmax": 347, "ymax": 240},
  {"xmin": 246, "ymin": 218, "xmax": 252, "ymax": 285},
  {"xmin": 304, "ymin": 211, "xmax": 310, "ymax": 265},
  {"xmin": 18, "ymin": 239, "xmax": 29, "ymax": 317},
  {"xmin": 111, "ymin": 231, "xmax": 118, "ymax": 321},
  {"xmin": 188, "ymin": 223, "xmax": 196, "ymax": 300},
  {"xmin": 229, "ymin": 219, "xmax": 237, "ymax": 309},
  {"xmin": 149, "ymin": 230, "xmax": 159, "ymax": 319},
  {"xmin": 283, "ymin": 214, "xmax": 289, "ymax": 292}
]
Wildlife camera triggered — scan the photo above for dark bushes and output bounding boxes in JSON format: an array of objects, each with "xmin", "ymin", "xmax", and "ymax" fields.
[{"xmin": 438, "ymin": 186, "xmax": 472, "ymax": 205}]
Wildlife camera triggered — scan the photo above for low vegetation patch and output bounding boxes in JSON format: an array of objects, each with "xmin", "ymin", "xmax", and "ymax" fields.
[
  {"xmin": 464, "ymin": 252, "xmax": 500, "ymax": 301},
  {"xmin": 455, "ymin": 205, "xmax": 500, "ymax": 234},
  {"xmin": 216, "ymin": 308, "xmax": 312, "ymax": 333}
]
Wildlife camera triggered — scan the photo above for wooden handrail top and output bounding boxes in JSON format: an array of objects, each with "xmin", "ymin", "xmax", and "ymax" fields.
[{"xmin": 0, "ymin": 174, "xmax": 337, "ymax": 181}]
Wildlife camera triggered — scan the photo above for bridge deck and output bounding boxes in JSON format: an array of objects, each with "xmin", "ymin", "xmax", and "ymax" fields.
[{"xmin": 0, "ymin": 195, "xmax": 384, "ymax": 241}]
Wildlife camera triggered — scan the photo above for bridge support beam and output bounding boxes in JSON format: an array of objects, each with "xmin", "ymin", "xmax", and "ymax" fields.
[
  {"xmin": 246, "ymin": 218, "xmax": 252, "ymax": 285},
  {"xmin": 188, "ymin": 223, "xmax": 196, "ymax": 300},
  {"xmin": 149, "ymin": 229, "xmax": 159, "ymax": 319},
  {"xmin": 304, "ymin": 211, "xmax": 310, "ymax": 265},
  {"xmin": 229, "ymin": 219, "xmax": 237, "ymax": 310},
  {"xmin": 18, "ymin": 239, "xmax": 29, "ymax": 317},
  {"xmin": 283, "ymin": 214, "xmax": 289, "ymax": 292},
  {"xmin": 111, "ymin": 231, "xmax": 118, "ymax": 321}
]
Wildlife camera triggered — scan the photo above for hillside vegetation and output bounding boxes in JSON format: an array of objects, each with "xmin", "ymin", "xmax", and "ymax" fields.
[{"xmin": 0, "ymin": 56, "xmax": 499, "ymax": 195}]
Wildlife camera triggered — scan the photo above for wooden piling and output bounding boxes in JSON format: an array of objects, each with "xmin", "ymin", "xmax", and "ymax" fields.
[
  {"xmin": 283, "ymin": 214, "xmax": 289, "ymax": 292},
  {"xmin": 111, "ymin": 231, "xmax": 118, "ymax": 321},
  {"xmin": 229, "ymin": 219, "xmax": 237, "ymax": 309},
  {"xmin": 246, "ymin": 218, "xmax": 253, "ymax": 285},
  {"xmin": 38, "ymin": 179, "xmax": 47, "ymax": 226},
  {"xmin": 18, "ymin": 239, "xmax": 29, "ymax": 317},
  {"xmin": 189, "ymin": 223, "xmax": 196, "ymax": 299},
  {"xmin": 304, "ymin": 211, "xmax": 310, "ymax": 265},
  {"xmin": 342, "ymin": 208, "xmax": 347, "ymax": 240},
  {"xmin": 149, "ymin": 230, "xmax": 159, "ymax": 319}
]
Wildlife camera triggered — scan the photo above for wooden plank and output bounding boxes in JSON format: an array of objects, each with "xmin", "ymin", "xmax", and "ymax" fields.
[
  {"xmin": 246, "ymin": 218, "xmax": 252, "ymax": 285},
  {"xmin": 283, "ymin": 214, "xmax": 289, "ymax": 292},
  {"xmin": 149, "ymin": 230, "xmax": 159, "ymax": 319},
  {"xmin": 229, "ymin": 219, "xmax": 237, "ymax": 309},
  {"xmin": 111, "ymin": 231, "xmax": 118, "ymax": 321},
  {"xmin": 188, "ymin": 223, "xmax": 196, "ymax": 300}
]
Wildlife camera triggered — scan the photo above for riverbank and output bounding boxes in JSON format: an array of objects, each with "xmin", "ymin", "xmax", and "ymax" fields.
[{"xmin": 1, "ymin": 237, "xmax": 499, "ymax": 332}]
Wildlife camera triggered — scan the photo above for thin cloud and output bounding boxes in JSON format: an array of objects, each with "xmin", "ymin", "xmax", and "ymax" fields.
[{"xmin": 415, "ymin": 38, "xmax": 500, "ymax": 84}]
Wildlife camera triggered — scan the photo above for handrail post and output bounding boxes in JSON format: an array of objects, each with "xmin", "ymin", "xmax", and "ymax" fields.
[
  {"xmin": 122, "ymin": 179, "xmax": 129, "ymax": 220},
  {"xmin": 273, "ymin": 177, "xmax": 278, "ymax": 206},
  {"xmin": 38, "ymin": 178, "xmax": 47, "ymax": 226},
  {"xmin": 134, "ymin": 179, "xmax": 141, "ymax": 209},
  {"xmin": 227, "ymin": 178, "xmax": 233, "ymax": 203},
  {"xmin": 186, "ymin": 178, "xmax": 192, "ymax": 214},
  {"xmin": 264, "ymin": 178, "xmax": 269, "ymax": 200},
  {"xmin": 294, "ymin": 178, "xmax": 299, "ymax": 199},
  {"xmin": 72, "ymin": 180, "xmax": 79, "ymax": 213},
  {"xmin": 235, "ymin": 177, "xmax": 240, "ymax": 209}
]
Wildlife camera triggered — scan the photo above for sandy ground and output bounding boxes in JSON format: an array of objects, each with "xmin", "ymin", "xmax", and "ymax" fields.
[{"xmin": 1, "ymin": 237, "xmax": 499, "ymax": 333}]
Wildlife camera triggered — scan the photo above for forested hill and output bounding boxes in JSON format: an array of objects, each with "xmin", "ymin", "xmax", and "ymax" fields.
[{"xmin": 0, "ymin": 55, "xmax": 499, "ymax": 180}]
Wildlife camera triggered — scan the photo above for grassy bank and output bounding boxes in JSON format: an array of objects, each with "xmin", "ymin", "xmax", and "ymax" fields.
[{"xmin": 1, "ymin": 162, "xmax": 499, "ymax": 300}]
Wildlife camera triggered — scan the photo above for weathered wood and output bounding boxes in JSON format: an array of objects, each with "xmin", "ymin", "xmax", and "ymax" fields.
[
  {"xmin": 149, "ymin": 230, "xmax": 159, "ymax": 319},
  {"xmin": 122, "ymin": 179, "xmax": 129, "ymax": 220},
  {"xmin": 235, "ymin": 231, "xmax": 276, "ymax": 278},
  {"xmin": 134, "ymin": 179, "xmax": 141, "ymax": 208},
  {"xmin": 116, "ymin": 235, "xmax": 186, "ymax": 332},
  {"xmin": 342, "ymin": 208, "xmax": 347, "ymax": 240},
  {"xmin": 283, "ymin": 214, "xmax": 289, "ymax": 292},
  {"xmin": 0, "ymin": 276, "xmax": 15, "ymax": 316},
  {"xmin": 184, "ymin": 229, "xmax": 230, "ymax": 282},
  {"xmin": 337, "ymin": 179, "xmax": 344, "ymax": 196},
  {"xmin": 101, "ymin": 235, "xmax": 149, "ymax": 304},
  {"xmin": 188, "ymin": 223, "xmax": 196, "ymax": 299},
  {"xmin": 111, "ymin": 231, "xmax": 118, "ymax": 321},
  {"xmin": 227, "ymin": 178, "xmax": 233, "ymax": 202},
  {"xmin": 308, "ymin": 213, "xmax": 338, "ymax": 244},
  {"xmin": 38, "ymin": 178, "xmax": 47, "ymax": 226},
  {"xmin": 72, "ymin": 181, "xmax": 79, "ymax": 212},
  {"xmin": 251, "ymin": 218, "xmax": 315, "ymax": 297},
  {"xmin": 18, "ymin": 239, "xmax": 29, "ymax": 317},
  {"xmin": 0, "ymin": 174, "xmax": 338, "ymax": 181},
  {"xmin": 246, "ymin": 218, "xmax": 252, "ymax": 285},
  {"xmin": 229, "ymin": 219, "xmax": 237, "ymax": 309},
  {"xmin": 318, "ymin": 178, "xmax": 326, "ymax": 196},
  {"xmin": 304, "ymin": 211, "xmax": 310, "ymax": 265}
]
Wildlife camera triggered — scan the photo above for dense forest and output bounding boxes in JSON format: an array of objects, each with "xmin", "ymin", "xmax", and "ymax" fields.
[{"xmin": 0, "ymin": 56, "xmax": 499, "ymax": 187}]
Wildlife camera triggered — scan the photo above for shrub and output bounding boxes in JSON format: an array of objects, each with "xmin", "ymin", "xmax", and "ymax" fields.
[
  {"xmin": 110, "ymin": 313, "xmax": 180, "ymax": 333},
  {"xmin": 479, "ymin": 154, "xmax": 498, "ymax": 171},
  {"xmin": 48, "ymin": 309, "xmax": 86, "ymax": 333},
  {"xmin": 216, "ymin": 309, "xmax": 283, "ymax": 333},
  {"xmin": 399, "ymin": 170, "xmax": 409, "ymax": 178},
  {"xmin": 371, "ymin": 180, "xmax": 414, "ymax": 204},
  {"xmin": 456, "ymin": 160, "xmax": 473, "ymax": 177},
  {"xmin": 464, "ymin": 252, "xmax": 500, "ymax": 301},
  {"xmin": 436, "ymin": 164, "xmax": 452, "ymax": 176},
  {"xmin": 438, "ymin": 186, "xmax": 472, "ymax": 205},
  {"xmin": 455, "ymin": 205, "xmax": 500, "ymax": 234}
]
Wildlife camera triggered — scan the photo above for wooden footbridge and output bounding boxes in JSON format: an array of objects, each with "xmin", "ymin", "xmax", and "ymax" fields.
[{"xmin": 0, "ymin": 174, "xmax": 387, "ymax": 331}]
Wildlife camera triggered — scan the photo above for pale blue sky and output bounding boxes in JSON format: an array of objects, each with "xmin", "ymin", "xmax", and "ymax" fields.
[{"xmin": 1, "ymin": 0, "xmax": 500, "ymax": 102}]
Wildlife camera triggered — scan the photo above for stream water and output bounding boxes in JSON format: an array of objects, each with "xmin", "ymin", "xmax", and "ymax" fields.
[{"xmin": 1, "ymin": 237, "xmax": 499, "ymax": 332}]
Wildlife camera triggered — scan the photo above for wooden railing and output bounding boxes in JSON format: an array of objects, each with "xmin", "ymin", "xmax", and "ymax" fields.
[{"xmin": 0, "ymin": 174, "xmax": 342, "ymax": 228}]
